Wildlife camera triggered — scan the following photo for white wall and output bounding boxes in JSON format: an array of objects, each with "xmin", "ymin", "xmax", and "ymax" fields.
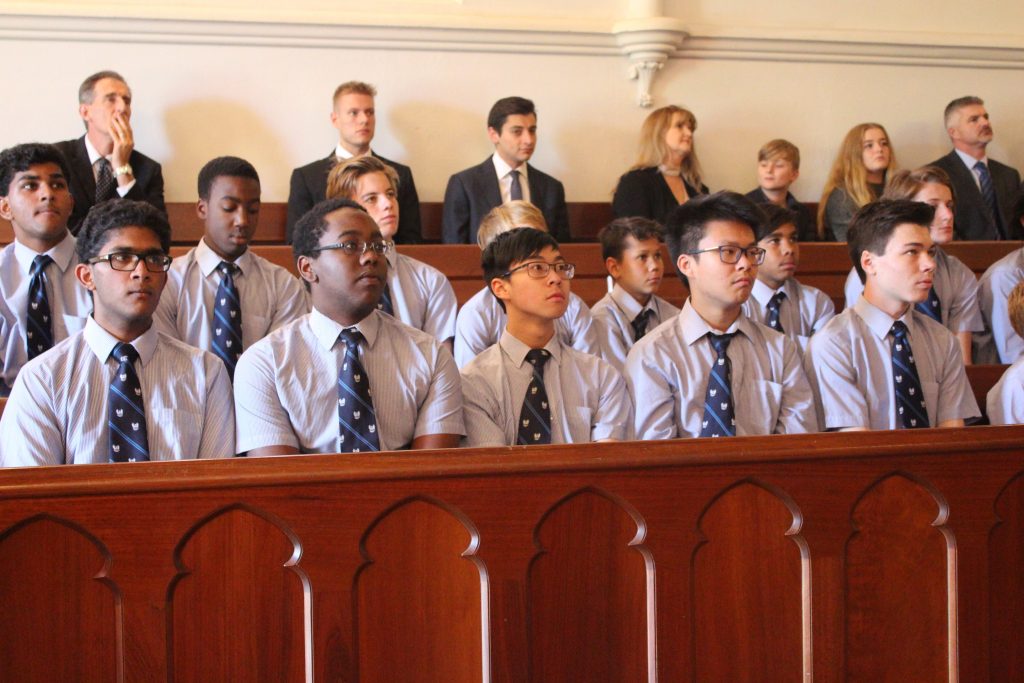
[{"xmin": 1, "ymin": 2, "xmax": 1022, "ymax": 214}]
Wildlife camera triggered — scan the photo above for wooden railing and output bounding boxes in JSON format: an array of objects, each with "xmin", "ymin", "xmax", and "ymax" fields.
[{"xmin": 0, "ymin": 427, "xmax": 1022, "ymax": 681}]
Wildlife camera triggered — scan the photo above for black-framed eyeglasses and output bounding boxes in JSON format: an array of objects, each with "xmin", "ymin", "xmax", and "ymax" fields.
[
  {"xmin": 503, "ymin": 261, "xmax": 576, "ymax": 280},
  {"xmin": 87, "ymin": 252, "xmax": 173, "ymax": 272},
  {"xmin": 687, "ymin": 245, "xmax": 766, "ymax": 265},
  {"xmin": 313, "ymin": 239, "xmax": 393, "ymax": 256}
]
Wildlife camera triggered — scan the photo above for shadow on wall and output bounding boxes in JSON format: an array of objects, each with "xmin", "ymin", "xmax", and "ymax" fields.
[{"xmin": 161, "ymin": 99, "xmax": 292, "ymax": 202}]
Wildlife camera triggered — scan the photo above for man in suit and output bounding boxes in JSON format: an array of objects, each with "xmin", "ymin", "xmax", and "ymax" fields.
[
  {"xmin": 286, "ymin": 81, "xmax": 421, "ymax": 245},
  {"xmin": 930, "ymin": 96, "xmax": 1021, "ymax": 241},
  {"xmin": 55, "ymin": 70, "xmax": 166, "ymax": 235},
  {"xmin": 442, "ymin": 96, "xmax": 570, "ymax": 245}
]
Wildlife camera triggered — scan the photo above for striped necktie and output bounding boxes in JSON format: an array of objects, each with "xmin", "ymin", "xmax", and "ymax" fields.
[
  {"xmin": 337, "ymin": 328, "xmax": 380, "ymax": 453},
  {"xmin": 700, "ymin": 332, "xmax": 737, "ymax": 437},
  {"xmin": 27, "ymin": 254, "xmax": 55, "ymax": 359},
  {"xmin": 212, "ymin": 261, "xmax": 243, "ymax": 379},
  {"xmin": 377, "ymin": 283, "xmax": 394, "ymax": 316},
  {"xmin": 631, "ymin": 309, "xmax": 654, "ymax": 342},
  {"xmin": 766, "ymin": 290, "xmax": 786, "ymax": 333},
  {"xmin": 108, "ymin": 342, "xmax": 150, "ymax": 462},
  {"xmin": 974, "ymin": 160, "xmax": 1005, "ymax": 239},
  {"xmin": 890, "ymin": 321, "xmax": 929, "ymax": 429},
  {"xmin": 518, "ymin": 349, "xmax": 552, "ymax": 445},
  {"xmin": 914, "ymin": 287, "xmax": 942, "ymax": 323}
]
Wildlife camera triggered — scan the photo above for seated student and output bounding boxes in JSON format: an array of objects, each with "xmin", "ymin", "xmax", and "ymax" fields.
[
  {"xmin": 845, "ymin": 167, "xmax": 982, "ymax": 363},
  {"xmin": 233, "ymin": 198, "xmax": 463, "ymax": 455},
  {"xmin": 0, "ymin": 142, "xmax": 92, "ymax": 396},
  {"xmin": 741, "ymin": 204, "xmax": 834, "ymax": 353},
  {"xmin": 744, "ymin": 139, "xmax": 817, "ymax": 242},
  {"xmin": 975, "ymin": 188, "xmax": 1024, "ymax": 364},
  {"xmin": 818, "ymin": 123, "xmax": 896, "ymax": 241},
  {"xmin": 452, "ymin": 200, "xmax": 600, "ymax": 368},
  {"xmin": 626, "ymin": 191, "xmax": 816, "ymax": 439},
  {"xmin": 805, "ymin": 200, "xmax": 980, "ymax": 431},
  {"xmin": 153, "ymin": 157, "xmax": 308, "ymax": 379},
  {"xmin": 0, "ymin": 199, "xmax": 235, "ymax": 466},
  {"xmin": 987, "ymin": 281, "xmax": 1024, "ymax": 425},
  {"xmin": 590, "ymin": 217, "xmax": 680, "ymax": 372},
  {"xmin": 325, "ymin": 155, "xmax": 456, "ymax": 346},
  {"xmin": 461, "ymin": 228, "xmax": 632, "ymax": 446}
]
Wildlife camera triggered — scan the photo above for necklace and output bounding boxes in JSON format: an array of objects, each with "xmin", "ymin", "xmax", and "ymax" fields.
[{"xmin": 658, "ymin": 164, "xmax": 682, "ymax": 177}]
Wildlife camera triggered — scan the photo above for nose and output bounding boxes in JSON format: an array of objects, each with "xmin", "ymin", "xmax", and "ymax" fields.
[
  {"xmin": 130, "ymin": 257, "xmax": 151, "ymax": 279},
  {"xmin": 922, "ymin": 251, "xmax": 937, "ymax": 272},
  {"xmin": 736, "ymin": 251, "xmax": 754, "ymax": 271}
]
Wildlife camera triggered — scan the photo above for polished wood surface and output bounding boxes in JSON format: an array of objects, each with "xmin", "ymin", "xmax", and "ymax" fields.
[{"xmin": 0, "ymin": 428, "xmax": 1022, "ymax": 681}]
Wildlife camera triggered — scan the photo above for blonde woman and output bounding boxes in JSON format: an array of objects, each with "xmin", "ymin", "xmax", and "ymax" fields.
[
  {"xmin": 613, "ymin": 106, "xmax": 708, "ymax": 223},
  {"xmin": 818, "ymin": 123, "xmax": 896, "ymax": 241}
]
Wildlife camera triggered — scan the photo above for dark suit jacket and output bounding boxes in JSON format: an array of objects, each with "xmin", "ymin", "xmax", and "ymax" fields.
[
  {"xmin": 55, "ymin": 136, "xmax": 166, "ymax": 235},
  {"xmin": 441, "ymin": 158, "xmax": 570, "ymax": 244},
  {"xmin": 744, "ymin": 187, "xmax": 820, "ymax": 243},
  {"xmin": 286, "ymin": 152, "xmax": 422, "ymax": 245},
  {"xmin": 612, "ymin": 166, "xmax": 708, "ymax": 227},
  {"xmin": 930, "ymin": 150, "xmax": 1021, "ymax": 240}
]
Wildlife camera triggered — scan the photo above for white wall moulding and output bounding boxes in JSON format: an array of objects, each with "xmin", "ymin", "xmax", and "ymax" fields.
[{"xmin": 612, "ymin": 16, "xmax": 687, "ymax": 108}]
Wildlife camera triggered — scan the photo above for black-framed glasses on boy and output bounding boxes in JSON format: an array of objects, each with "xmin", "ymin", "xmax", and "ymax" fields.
[
  {"xmin": 87, "ymin": 252, "xmax": 173, "ymax": 272},
  {"xmin": 686, "ymin": 245, "xmax": 766, "ymax": 265},
  {"xmin": 313, "ymin": 239, "xmax": 393, "ymax": 256},
  {"xmin": 503, "ymin": 261, "xmax": 576, "ymax": 280}
]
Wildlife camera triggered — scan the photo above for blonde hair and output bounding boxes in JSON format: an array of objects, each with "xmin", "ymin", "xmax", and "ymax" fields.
[
  {"xmin": 882, "ymin": 166, "xmax": 954, "ymax": 203},
  {"xmin": 817, "ymin": 123, "xmax": 897, "ymax": 239},
  {"xmin": 325, "ymin": 156, "xmax": 399, "ymax": 201},
  {"xmin": 758, "ymin": 139, "xmax": 800, "ymax": 170},
  {"xmin": 476, "ymin": 201, "xmax": 548, "ymax": 250},
  {"xmin": 1010, "ymin": 281, "xmax": 1024, "ymax": 339},
  {"xmin": 632, "ymin": 105, "xmax": 703, "ymax": 190}
]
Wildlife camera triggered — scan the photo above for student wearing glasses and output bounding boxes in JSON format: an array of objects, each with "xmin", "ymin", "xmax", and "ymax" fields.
[
  {"xmin": 0, "ymin": 199, "xmax": 235, "ymax": 466},
  {"xmin": 460, "ymin": 228, "xmax": 632, "ymax": 446},
  {"xmin": 625, "ymin": 191, "xmax": 817, "ymax": 440},
  {"xmin": 233, "ymin": 198, "xmax": 463, "ymax": 456}
]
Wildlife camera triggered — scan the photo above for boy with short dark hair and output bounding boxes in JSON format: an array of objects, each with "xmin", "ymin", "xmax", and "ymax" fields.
[
  {"xmin": 153, "ymin": 156, "xmax": 307, "ymax": 379},
  {"xmin": 806, "ymin": 199, "xmax": 979, "ymax": 430},
  {"xmin": 0, "ymin": 142, "xmax": 92, "ymax": 395},
  {"xmin": 744, "ymin": 139, "xmax": 817, "ymax": 242},
  {"xmin": 626, "ymin": 191, "xmax": 816, "ymax": 439},
  {"xmin": 460, "ymin": 227, "xmax": 631, "ymax": 446},
  {"xmin": 740, "ymin": 204, "xmax": 834, "ymax": 353},
  {"xmin": 590, "ymin": 216, "xmax": 679, "ymax": 371},
  {"xmin": 0, "ymin": 199, "xmax": 235, "ymax": 465}
]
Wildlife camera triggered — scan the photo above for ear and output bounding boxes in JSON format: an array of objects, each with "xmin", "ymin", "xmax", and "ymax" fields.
[
  {"xmin": 78, "ymin": 102, "xmax": 90, "ymax": 122},
  {"xmin": 75, "ymin": 262, "xmax": 96, "ymax": 291},
  {"xmin": 605, "ymin": 256, "xmax": 622, "ymax": 280},
  {"xmin": 0, "ymin": 196, "xmax": 11, "ymax": 221},
  {"xmin": 329, "ymin": 109, "xmax": 339, "ymax": 128},
  {"xmin": 487, "ymin": 127, "xmax": 501, "ymax": 145},
  {"xmin": 196, "ymin": 198, "xmax": 208, "ymax": 221},
  {"xmin": 859, "ymin": 250, "xmax": 875, "ymax": 278},
  {"xmin": 297, "ymin": 255, "xmax": 318, "ymax": 286},
  {"xmin": 489, "ymin": 276, "xmax": 511, "ymax": 305},
  {"xmin": 790, "ymin": 168, "xmax": 800, "ymax": 182},
  {"xmin": 676, "ymin": 253, "xmax": 694, "ymax": 280}
]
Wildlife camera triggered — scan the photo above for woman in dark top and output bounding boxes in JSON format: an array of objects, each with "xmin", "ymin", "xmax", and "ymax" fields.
[
  {"xmin": 613, "ymin": 106, "xmax": 709, "ymax": 223},
  {"xmin": 818, "ymin": 122, "xmax": 897, "ymax": 241}
]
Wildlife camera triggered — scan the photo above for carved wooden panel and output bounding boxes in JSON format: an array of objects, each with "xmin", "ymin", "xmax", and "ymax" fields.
[
  {"xmin": 528, "ymin": 488, "xmax": 649, "ymax": 681},
  {"xmin": 991, "ymin": 473, "xmax": 1024, "ymax": 681}
]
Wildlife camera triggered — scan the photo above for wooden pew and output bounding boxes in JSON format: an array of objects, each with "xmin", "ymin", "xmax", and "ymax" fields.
[{"xmin": 0, "ymin": 428, "xmax": 1022, "ymax": 681}]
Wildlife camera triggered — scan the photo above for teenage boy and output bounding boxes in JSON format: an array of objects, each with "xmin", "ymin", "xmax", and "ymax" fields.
[
  {"xmin": 460, "ymin": 228, "xmax": 631, "ymax": 446},
  {"xmin": 741, "ymin": 204, "xmax": 834, "ymax": 353},
  {"xmin": 0, "ymin": 199, "xmax": 235, "ymax": 466},
  {"xmin": 975, "ymin": 190, "xmax": 1024, "ymax": 363},
  {"xmin": 987, "ymin": 281, "xmax": 1024, "ymax": 425},
  {"xmin": 453, "ymin": 200, "xmax": 599, "ymax": 368},
  {"xmin": 805, "ymin": 200, "xmax": 979, "ymax": 431},
  {"xmin": 0, "ymin": 143, "xmax": 92, "ymax": 395},
  {"xmin": 153, "ymin": 157, "xmax": 307, "ymax": 379},
  {"xmin": 590, "ymin": 216, "xmax": 680, "ymax": 372},
  {"xmin": 626, "ymin": 191, "xmax": 816, "ymax": 439},
  {"xmin": 233, "ymin": 198, "xmax": 463, "ymax": 455},
  {"xmin": 744, "ymin": 139, "xmax": 817, "ymax": 242}
]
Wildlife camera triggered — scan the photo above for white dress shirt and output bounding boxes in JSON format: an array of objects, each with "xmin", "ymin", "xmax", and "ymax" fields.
[
  {"xmin": 590, "ymin": 284, "xmax": 680, "ymax": 372},
  {"xmin": 491, "ymin": 152, "xmax": 531, "ymax": 204}
]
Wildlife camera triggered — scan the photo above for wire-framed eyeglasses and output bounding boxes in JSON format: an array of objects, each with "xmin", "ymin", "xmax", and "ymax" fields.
[
  {"xmin": 503, "ymin": 261, "xmax": 576, "ymax": 280},
  {"xmin": 686, "ymin": 245, "xmax": 766, "ymax": 265}
]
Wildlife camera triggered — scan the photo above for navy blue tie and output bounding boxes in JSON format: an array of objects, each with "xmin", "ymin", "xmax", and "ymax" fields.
[
  {"xmin": 766, "ymin": 290, "xmax": 786, "ymax": 333},
  {"xmin": 377, "ymin": 282, "xmax": 394, "ymax": 316},
  {"xmin": 914, "ymin": 287, "xmax": 942, "ymax": 323},
  {"xmin": 337, "ymin": 328, "xmax": 380, "ymax": 453},
  {"xmin": 890, "ymin": 321, "xmax": 929, "ymax": 429},
  {"xmin": 631, "ymin": 309, "xmax": 654, "ymax": 342},
  {"xmin": 518, "ymin": 349, "xmax": 552, "ymax": 445},
  {"xmin": 26, "ymin": 254, "xmax": 54, "ymax": 359},
  {"xmin": 95, "ymin": 158, "xmax": 116, "ymax": 203},
  {"xmin": 509, "ymin": 169, "xmax": 523, "ymax": 201},
  {"xmin": 212, "ymin": 261, "xmax": 243, "ymax": 379},
  {"xmin": 975, "ymin": 161, "xmax": 1005, "ymax": 239},
  {"xmin": 700, "ymin": 333, "xmax": 737, "ymax": 437},
  {"xmin": 108, "ymin": 342, "xmax": 149, "ymax": 462}
]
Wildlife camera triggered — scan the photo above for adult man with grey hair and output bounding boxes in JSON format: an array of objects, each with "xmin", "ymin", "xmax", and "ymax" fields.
[{"xmin": 930, "ymin": 96, "xmax": 1020, "ymax": 241}]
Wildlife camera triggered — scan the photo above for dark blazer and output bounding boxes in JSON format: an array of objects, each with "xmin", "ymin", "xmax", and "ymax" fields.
[
  {"xmin": 744, "ymin": 187, "xmax": 820, "ymax": 243},
  {"xmin": 441, "ymin": 158, "xmax": 570, "ymax": 244},
  {"xmin": 930, "ymin": 150, "xmax": 1021, "ymax": 240},
  {"xmin": 286, "ymin": 152, "xmax": 421, "ymax": 245},
  {"xmin": 54, "ymin": 136, "xmax": 166, "ymax": 235},
  {"xmin": 612, "ymin": 166, "xmax": 708, "ymax": 226}
]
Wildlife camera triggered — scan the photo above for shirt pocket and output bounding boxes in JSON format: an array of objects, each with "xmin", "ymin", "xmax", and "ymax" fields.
[
  {"xmin": 742, "ymin": 380, "xmax": 783, "ymax": 436},
  {"xmin": 148, "ymin": 407, "xmax": 202, "ymax": 459},
  {"xmin": 921, "ymin": 380, "xmax": 939, "ymax": 428}
]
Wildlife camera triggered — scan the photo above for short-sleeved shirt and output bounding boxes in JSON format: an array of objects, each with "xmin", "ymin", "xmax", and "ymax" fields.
[
  {"xmin": 741, "ymin": 278, "xmax": 835, "ymax": 354},
  {"xmin": 153, "ymin": 238, "xmax": 308, "ymax": 353},
  {"xmin": 0, "ymin": 317, "xmax": 235, "ymax": 466},
  {"xmin": 625, "ymin": 300, "xmax": 817, "ymax": 440},
  {"xmin": 974, "ymin": 247, "xmax": 1024, "ymax": 364},
  {"xmin": 805, "ymin": 296, "xmax": 980, "ymax": 430},
  {"xmin": 453, "ymin": 286, "xmax": 600, "ymax": 368},
  {"xmin": 0, "ymin": 234, "xmax": 92, "ymax": 394},
  {"xmin": 987, "ymin": 356, "xmax": 1024, "ymax": 425},
  {"xmin": 234, "ymin": 308, "xmax": 464, "ymax": 454},
  {"xmin": 844, "ymin": 247, "xmax": 983, "ymax": 336},
  {"xmin": 386, "ymin": 249, "xmax": 458, "ymax": 342},
  {"xmin": 590, "ymin": 284, "xmax": 680, "ymax": 372},
  {"xmin": 460, "ymin": 330, "xmax": 633, "ymax": 447}
]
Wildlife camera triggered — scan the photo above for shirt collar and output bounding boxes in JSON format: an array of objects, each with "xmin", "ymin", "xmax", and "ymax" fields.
[
  {"xmin": 498, "ymin": 328, "xmax": 561, "ymax": 369},
  {"xmin": 309, "ymin": 306, "xmax": 381, "ymax": 351},
  {"xmin": 609, "ymin": 283, "xmax": 650, "ymax": 320},
  {"xmin": 852, "ymin": 295, "xmax": 915, "ymax": 341},
  {"xmin": 83, "ymin": 315, "xmax": 159, "ymax": 366},
  {"xmin": 84, "ymin": 135, "xmax": 107, "ymax": 165},
  {"xmin": 12, "ymin": 232, "xmax": 76, "ymax": 274},
  {"xmin": 678, "ymin": 299, "xmax": 753, "ymax": 346},
  {"xmin": 954, "ymin": 147, "xmax": 988, "ymax": 170},
  {"xmin": 491, "ymin": 152, "xmax": 529, "ymax": 182},
  {"xmin": 334, "ymin": 145, "xmax": 373, "ymax": 162},
  {"xmin": 750, "ymin": 278, "xmax": 784, "ymax": 307},
  {"xmin": 196, "ymin": 238, "xmax": 251, "ymax": 277}
]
